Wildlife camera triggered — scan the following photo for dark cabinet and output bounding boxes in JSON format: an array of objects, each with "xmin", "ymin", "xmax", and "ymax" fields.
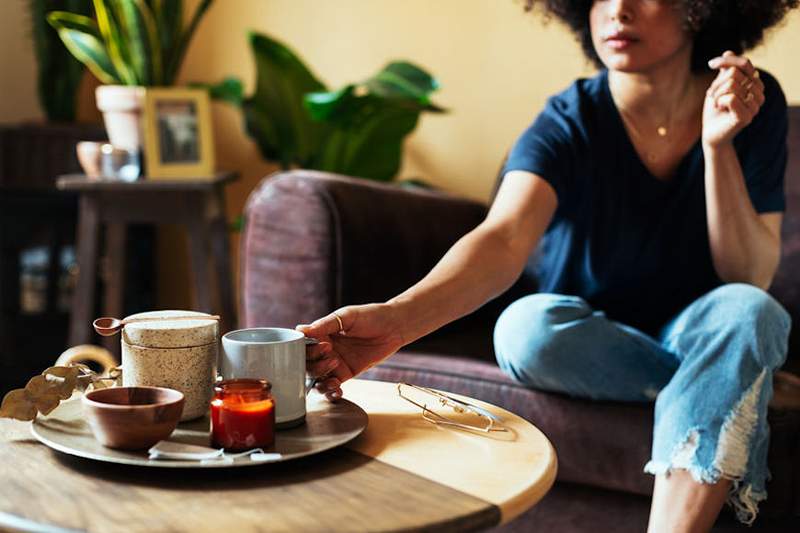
[{"xmin": 0, "ymin": 123, "xmax": 154, "ymax": 394}]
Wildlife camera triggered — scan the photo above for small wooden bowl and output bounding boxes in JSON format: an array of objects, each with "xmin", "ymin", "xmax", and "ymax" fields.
[{"xmin": 82, "ymin": 387, "xmax": 185, "ymax": 450}]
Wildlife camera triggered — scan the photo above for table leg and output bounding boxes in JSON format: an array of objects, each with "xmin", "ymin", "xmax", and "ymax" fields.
[
  {"xmin": 69, "ymin": 195, "xmax": 100, "ymax": 347},
  {"xmin": 210, "ymin": 188, "xmax": 236, "ymax": 333},
  {"xmin": 186, "ymin": 213, "xmax": 213, "ymax": 314},
  {"xmin": 102, "ymin": 223, "xmax": 126, "ymax": 358},
  {"xmin": 45, "ymin": 226, "xmax": 64, "ymax": 313}
]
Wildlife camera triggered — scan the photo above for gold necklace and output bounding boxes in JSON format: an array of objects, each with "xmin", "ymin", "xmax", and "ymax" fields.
[{"xmin": 618, "ymin": 108, "xmax": 672, "ymax": 163}]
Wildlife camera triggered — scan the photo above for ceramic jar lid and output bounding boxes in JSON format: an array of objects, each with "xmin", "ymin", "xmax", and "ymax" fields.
[{"xmin": 122, "ymin": 310, "xmax": 218, "ymax": 348}]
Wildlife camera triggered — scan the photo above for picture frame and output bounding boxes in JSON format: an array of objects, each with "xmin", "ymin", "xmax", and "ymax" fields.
[{"xmin": 142, "ymin": 88, "xmax": 215, "ymax": 179}]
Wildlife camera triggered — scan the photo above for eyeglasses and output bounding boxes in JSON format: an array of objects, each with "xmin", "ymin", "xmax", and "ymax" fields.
[{"xmin": 397, "ymin": 382, "xmax": 508, "ymax": 433}]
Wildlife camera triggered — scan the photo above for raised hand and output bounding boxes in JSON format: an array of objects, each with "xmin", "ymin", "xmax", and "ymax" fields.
[
  {"xmin": 296, "ymin": 303, "xmax": 406, "ymax": 401},
  {"xmin": 703, "ymin": 51, "xmax": 765, "ymax": 148}
]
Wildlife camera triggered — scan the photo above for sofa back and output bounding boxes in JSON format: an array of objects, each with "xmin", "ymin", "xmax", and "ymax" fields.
[{"xmin": 771, "ymin": 106, "xmax": 800, "ymax": 370}]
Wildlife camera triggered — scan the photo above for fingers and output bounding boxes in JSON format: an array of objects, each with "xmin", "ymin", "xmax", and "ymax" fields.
[
  {"xmin": 306, "ymin": 341, "xmax": 330, "ymax": 360},
  {"xmin": 307, "ymin": 352, "xmax": 340, "ymax": 378},
  {"xmin": 708, "ymin": 50, "xmax": 757, "ymax": 78},
  {"xmin": 296, "ymin": 309, "xmax": 350, "ymax": 340},
  {"xmin": 315, "ymin": 376, "xmax": 343, "ymax": 402},
  {"xmin": 715, "ymin": 93, "xmax": 756, "ymax": 126},
  {"xmin": 706, "ymin": 51, "xmax": 763, "ymax": 120},
  {"xmin": 711, "ymin": 76, "xmax": 763, "ymax": 113},
  {"xmin": 712, "ymin": 75, "xmax": 763, "ymax": 109}
]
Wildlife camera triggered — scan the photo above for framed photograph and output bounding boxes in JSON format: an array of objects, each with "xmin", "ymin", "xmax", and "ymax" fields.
[{"xmin": 142, "ymin": 88, "xmax": 215, "ymax": 179}]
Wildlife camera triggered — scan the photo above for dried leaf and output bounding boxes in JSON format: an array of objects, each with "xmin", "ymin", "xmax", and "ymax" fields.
[
  {"xmin": 25, "ymin": 375, "xmax": 62, "ymax": 416},
  {"xmin": 109, "ymin": 366, "xmax": 123, "ymax": 381},
  {"xmin": 76, "ymin": 374, "xmax": 94, "ymax": 392},
  {"xmin": 0, "ymin": 389, "xmax": 37, "ymax": 421},
  {"xmin": 72, "ymin": 363, "xmax": 94, "ymax": 375},
  {"xmin": 90, "ymin": 379, "xmax": 112, "ymax": 390},
  {"xmin": 42, "ymin": 366, "xmax": 80, "ymax": 399}
]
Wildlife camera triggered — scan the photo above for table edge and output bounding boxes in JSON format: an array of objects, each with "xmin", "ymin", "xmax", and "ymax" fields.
[
  {"xmin": 0, "ymin": 510, "xmax": 81, "ymax": 533},
  {"xmin": 56, "ymin": 171, "xmax": 238, "ymax": 190}
]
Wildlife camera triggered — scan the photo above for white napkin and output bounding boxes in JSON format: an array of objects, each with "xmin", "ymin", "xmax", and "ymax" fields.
[{"xmin": 148, "ymin": 441, "xmax": 282, "ymax": 463}]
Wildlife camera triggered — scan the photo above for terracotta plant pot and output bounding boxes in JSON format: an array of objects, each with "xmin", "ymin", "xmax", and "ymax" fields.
[{"xmin": 95, "ymin": 85, "xmax": 146, "ymax": 151}]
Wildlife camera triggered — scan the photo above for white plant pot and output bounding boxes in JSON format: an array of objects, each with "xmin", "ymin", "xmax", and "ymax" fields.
[{"xmin": 95, "ymin": 85, "xmax": 146, "ymax": 151}]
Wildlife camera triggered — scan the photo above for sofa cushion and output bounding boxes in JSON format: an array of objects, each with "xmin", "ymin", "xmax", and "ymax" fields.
[{"xmin": 360, "ymin": 352, "xmax": 800, "ymax": 517}]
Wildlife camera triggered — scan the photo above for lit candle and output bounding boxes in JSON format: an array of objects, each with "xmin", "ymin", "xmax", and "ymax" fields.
[{"xmin": 210, "ymin": 379, "xmax": 275, "ymax": 451}]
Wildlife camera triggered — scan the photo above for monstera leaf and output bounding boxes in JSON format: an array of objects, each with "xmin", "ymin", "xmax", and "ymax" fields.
[
  {"xmin": 304, "ymin": 62, "xmax": 444, "ymax": 180},
  {"xmin": 208, "ymin": 33, "xmax": 446, "ymax": 181},
  {"xmin": 240, "ymin": 32, "xmax": 329, "ymax": 169}
]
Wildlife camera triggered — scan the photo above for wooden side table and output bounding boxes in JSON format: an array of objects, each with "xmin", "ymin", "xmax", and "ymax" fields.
[{"xmin": 56, "ymin": 173, "xmax": 238, "ymax": 354}]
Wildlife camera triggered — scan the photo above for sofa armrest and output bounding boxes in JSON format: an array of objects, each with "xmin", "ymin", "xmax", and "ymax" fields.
[{"xmin": 240, "ymin": 170, "xmax": 488, "ymax": 331}]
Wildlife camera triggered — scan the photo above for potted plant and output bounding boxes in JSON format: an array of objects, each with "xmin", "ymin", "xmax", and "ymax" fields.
[
  {"xmin": 47, "ymin": 0, "xmax": 213, "ymax": 151},
  {"xmin": 210, "ymin": 32, "xmax": 446, "ymax": 182}
]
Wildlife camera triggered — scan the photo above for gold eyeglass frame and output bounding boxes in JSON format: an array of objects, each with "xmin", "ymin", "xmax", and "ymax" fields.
[{"xmin": 397, "ymin": 382, "xmax": 508, "ymax": 433}]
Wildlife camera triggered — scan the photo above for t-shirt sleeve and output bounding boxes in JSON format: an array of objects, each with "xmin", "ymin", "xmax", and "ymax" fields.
[
  {"xmin": 502, "ymin": 98, "xmax": 574, "ymax": 200},
  {"xmin": 736, "ymin": 70, "xmax": 788, "ymax": 213}
]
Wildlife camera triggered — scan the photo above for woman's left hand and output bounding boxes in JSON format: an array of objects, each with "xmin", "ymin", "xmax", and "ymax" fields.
[{"xmin": 702, "ymin": 51, "xmax": 765, "ymax": 149}]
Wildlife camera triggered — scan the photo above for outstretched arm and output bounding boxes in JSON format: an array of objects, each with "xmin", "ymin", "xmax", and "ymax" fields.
[{"xmin": 298, "ymin": 171, "xmax": 557, "ymax": 398}]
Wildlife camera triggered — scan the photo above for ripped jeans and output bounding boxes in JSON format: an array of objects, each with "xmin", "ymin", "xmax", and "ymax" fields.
[{"xmin": 493, "ymin": 284, "xmax": 791, "ymax": 525}]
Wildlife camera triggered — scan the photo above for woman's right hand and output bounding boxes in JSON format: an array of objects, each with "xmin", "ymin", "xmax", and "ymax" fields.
[{"xmin": 296, "ymin": 302, "xmax": 406, "ymax": 401}]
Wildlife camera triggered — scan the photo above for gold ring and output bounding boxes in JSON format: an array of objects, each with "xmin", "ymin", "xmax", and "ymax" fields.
[
  {"xmin": 744, "ymin": 91, "xmax": 753, "ymax": 102},
  {"xmin": 753, "ymin": 70, "xmax": 760, "ymax": 79},
  {"xmin": 332, "ymin": 312, "xmax": 346, "ymax": 335}
]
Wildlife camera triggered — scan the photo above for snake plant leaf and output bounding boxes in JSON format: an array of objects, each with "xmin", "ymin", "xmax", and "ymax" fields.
[
  {"xmin": 92, "ymin": 0, "xmax": 135, "ymax": 85},
  {"xmin": 47, "ymin": 11, "xmax": 121, "ymax": 84},
  {"xmin": 134, "ymin": 0, "xmax": 163, "ymax": 83},
  {"xmin": 151, "ymin": 0, "xmax": 183, "ymax": 80},
  {"xmin": 246, "ymin": 31, "xmax": 328, "ymax": 168},
  {"xmin": 112, "ymin": 0, "xmax": 161, "ymax": 85},
  {"xmin": 364, "ymin": 61, "xmax": 446, "ymax": 112},
  {"xmin": 31, "ymin": 0, "xmax": 92, "ymax": 121},
  {"xmin": 166, "ymin": 0, "xmax": 212, "ymax": 84}
]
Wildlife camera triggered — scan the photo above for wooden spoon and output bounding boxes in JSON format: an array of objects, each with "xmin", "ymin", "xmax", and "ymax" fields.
[{"xmin": 93, "ymin": 315, "xmax": 221, "ymax": 337}]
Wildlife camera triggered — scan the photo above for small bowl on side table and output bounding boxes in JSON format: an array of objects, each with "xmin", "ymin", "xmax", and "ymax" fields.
[{"xmin": 82, "ymin": 387, "xmax": 185, "ymax": 450}]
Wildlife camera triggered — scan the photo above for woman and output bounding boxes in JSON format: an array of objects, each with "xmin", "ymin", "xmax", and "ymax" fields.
[{"xmin": 297, "ymin": 1, "xmax": 798, "ymax": 530}]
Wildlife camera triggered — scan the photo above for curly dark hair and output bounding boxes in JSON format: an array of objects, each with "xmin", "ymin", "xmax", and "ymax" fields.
[{"xmin": 524, "ymin": 0, "xmax": 799, "ymax": 72}]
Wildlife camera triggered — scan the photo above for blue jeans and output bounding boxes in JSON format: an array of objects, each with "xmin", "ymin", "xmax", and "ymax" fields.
[{"xmin": 493, "ymin": 284, "xmax": 791, "ymax": 525}]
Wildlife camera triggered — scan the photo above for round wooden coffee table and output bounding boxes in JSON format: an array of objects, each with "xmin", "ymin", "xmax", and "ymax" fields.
[{"xmin": 0, "ymin": 379, "xmax": 556, "ymax": 532}]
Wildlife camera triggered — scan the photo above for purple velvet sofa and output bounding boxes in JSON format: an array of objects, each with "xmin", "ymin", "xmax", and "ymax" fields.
[{"xmin": 239, "ymin": 108, "xmax": 800, "ymax": 532}]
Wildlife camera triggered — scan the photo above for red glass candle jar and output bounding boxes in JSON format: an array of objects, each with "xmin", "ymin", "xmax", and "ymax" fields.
[{"xmin": 210, "ymin": 379, "xmax": 275, "ymax": 451}]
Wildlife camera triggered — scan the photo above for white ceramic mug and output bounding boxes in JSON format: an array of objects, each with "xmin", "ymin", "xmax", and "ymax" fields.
[{"xmin": 220, "ymin": 328, "xmax": 317, "ymax": 428}]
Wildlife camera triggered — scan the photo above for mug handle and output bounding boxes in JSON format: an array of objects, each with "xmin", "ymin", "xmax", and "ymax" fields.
[{"xmin": 304, "ymin": 336, "xmax": 321, "ymax": 395}]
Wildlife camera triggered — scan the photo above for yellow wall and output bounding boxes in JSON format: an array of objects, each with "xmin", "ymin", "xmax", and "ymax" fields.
[
  {"xmin": 0, "ymin": 0, "xmax": 42, "ymax": 122},
  {"xmin": 3, "ymin": 0, "xmax": 800, "ymax": 311}
]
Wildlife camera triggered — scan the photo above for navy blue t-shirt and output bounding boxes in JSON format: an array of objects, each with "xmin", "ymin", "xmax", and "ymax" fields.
[{"xmin": 503, "ymin": 69, "xmax": 787, "ymax": 335}]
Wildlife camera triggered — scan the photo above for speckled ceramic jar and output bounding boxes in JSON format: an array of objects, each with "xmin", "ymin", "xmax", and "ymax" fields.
[{"xmin": 121, "ymin": 310, "xmax": 218, "ymax": 421}]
